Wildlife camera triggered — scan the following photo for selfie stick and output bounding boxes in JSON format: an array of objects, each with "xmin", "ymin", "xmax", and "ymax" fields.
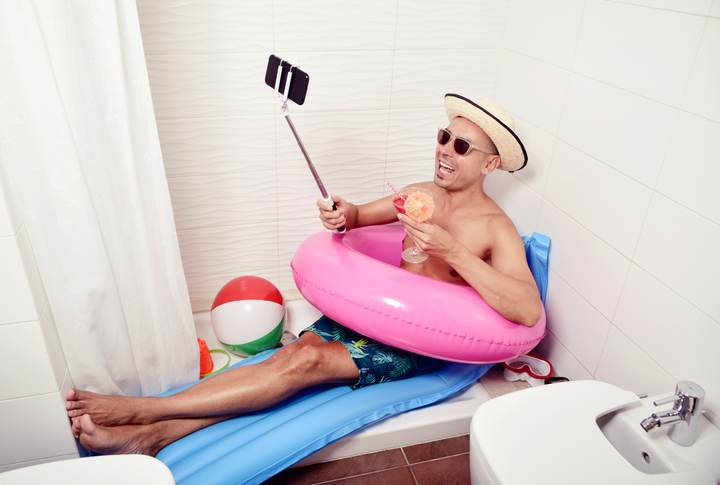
[{"xmin": 275, "ymin": 66, "xmax": 346, "ymax": 234}]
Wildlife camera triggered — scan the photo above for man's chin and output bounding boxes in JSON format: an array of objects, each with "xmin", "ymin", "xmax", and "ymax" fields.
[{"xmin": 434, "ymin": 173, "xmax": 451, "ymax": 187}]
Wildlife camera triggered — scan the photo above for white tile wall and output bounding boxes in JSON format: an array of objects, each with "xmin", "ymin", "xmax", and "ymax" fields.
[
  {"xmin": 655, "ymin": 112, "xmax": 720, "ymax": 224},
  {"xmin": 274, "ymin": 0, "xmax": 397, "ymax": 52},
  {"xmin": 634, "ymin": 194, "xmax": 720, "ymax": 323},
  {"xmin": 537, "ymin": 202, "xmax": 630, "ymax": 319},
  {"xmin": 682, "ymin": 18, "xmax": 720, "ymax": 123},
  {"xmin": 502, "ymin": 0, "xmax": 585, "ymax": 69},
  {"xmin": 545, "ymin": 142, "xmax": 652, "ymax": 257},
  {"xmin": 574, "ymin": 1, "xmax": 705, "ymax": 106},
  {"xmin": 511, "ymin": 117, "xmax": 557, "ymax": 195},
  {"xmin": 145, "ymin": 53, "xmax": 273, "ymax": 120},
  {"xmin": 594, "ymin": 326, "xmax": 676, "ymax": 397},
  {"xmin": 557, "ymin": 75, "xmax": 677, "ymax": 187},
  {"xmin": 0, "ymin": 175, "xmax": 20, "ymax": 237},
  {"xmin": 157, "ymin": 115, "xmax": 277, "ymax": 179},
  {"xmin": 12, "ymin": 227, "xmax": 68, "ymax": 391},
  {"xmin": 495, "ymin": 51, "xmax": 571, "ymax": 134},
  {"xmin": 0, "ymin": 393, "xmax": 77, "ymax": 465},
  {"xmin": 0, "ymin": 322, "xmax": 57, "ymax": 400},
  {"xmin": 544, "ymin": 270, "xmax": 611, "ymax": 373},
  {"xmin": 712, "ymin": 0, "xmax": 720, "ymax": 17},
  {"xmin": 395, "ymin": 0, "xmax": 505, "ymax": 50},
  {"xmin": 137, "ymin": 0, "xmax": 273, "ymax": 54},
  {"xmin": 385, "ymin": 108, "xmax": 445, "ymax": 188},
  {"xmin": 611, "ymin": 0, "xmax": 713, "ymax": 15},
  {"xmin": 614, "ymin": 265, "xmax": 720, "ymax": 413},
  {"xmin": 533, "ymin": 330, "xmax": 593, "ymax": 381},
  {"xmin": 391, "ymin": 50, "xmax": 499, "ymax": 110}
]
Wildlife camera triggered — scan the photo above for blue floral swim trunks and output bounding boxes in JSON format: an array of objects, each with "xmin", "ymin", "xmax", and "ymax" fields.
[{"xmin": 301, "ymin": 315, "xmax": 446, "ymax": 389}]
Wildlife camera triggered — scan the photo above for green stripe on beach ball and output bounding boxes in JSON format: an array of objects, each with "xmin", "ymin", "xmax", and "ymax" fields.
[{"xmin": 220, "ymin": 320, "xmax": 284, "ymax": 357}]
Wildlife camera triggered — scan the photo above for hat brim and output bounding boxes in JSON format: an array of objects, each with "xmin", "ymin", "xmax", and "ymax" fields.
[{"xmin": 444, "ymin": 93, "xmax": 527, "ymax": 172}]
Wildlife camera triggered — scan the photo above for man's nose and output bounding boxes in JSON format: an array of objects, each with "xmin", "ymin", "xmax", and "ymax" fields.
[{"xmin": 438, "ymin": 142, "xmax": 454, "ymax": 157}]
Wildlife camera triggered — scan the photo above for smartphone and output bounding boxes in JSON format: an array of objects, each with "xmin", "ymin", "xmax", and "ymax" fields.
[{"xmin": 264, "ymin": 54, "xmax": 309, "ymax": 105}]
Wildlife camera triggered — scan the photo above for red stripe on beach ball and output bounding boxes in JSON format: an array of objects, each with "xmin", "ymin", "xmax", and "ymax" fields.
[{"xmin": 211, "ymin": 276, "xmax": 283, "ymax": 310}]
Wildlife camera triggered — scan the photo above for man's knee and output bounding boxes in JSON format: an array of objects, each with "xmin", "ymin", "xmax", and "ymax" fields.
[{"xmin": 287, "ymin": 344, "xmax": 326, "ymax": 375}]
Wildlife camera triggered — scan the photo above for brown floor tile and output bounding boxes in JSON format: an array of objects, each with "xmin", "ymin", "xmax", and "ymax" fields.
[
  {"xmin": 402, "ymin": 435, "xmax": 469, "ymax": 464},
  {"xmin": 325, "ymin": 466, "xmax": 416, "ymax": 485},
  {"xmin": 411, "ymin": 453, "xmax": 470, "ymax": 485},
  {"xmin": 266, "ymin": 449, "xmax": 406, "ymax": 485}
]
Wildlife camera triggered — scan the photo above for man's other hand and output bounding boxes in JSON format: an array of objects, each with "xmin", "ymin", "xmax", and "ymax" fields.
[{"xmin": 397, "ymin": 213, "xmax": 459, "ymax": 259}]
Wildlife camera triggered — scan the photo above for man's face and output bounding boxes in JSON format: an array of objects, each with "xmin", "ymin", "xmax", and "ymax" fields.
[{"xmin": 433, "ymin": 116, "xmax": 498, "ymax": 191}]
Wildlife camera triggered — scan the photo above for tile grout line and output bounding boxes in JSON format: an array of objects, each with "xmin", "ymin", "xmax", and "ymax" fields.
[
  {"xmin": 380, "ymin": 0, "xmax": 401, "ymax": 199},
  {"xmin": 308, "ymin": 462, "xmax": 412, "ymax": 485},
  {"xmin": 503, "ymin": 46, "xmax": 720, "ymax": 128},
  {"xmin": 524, "ymin": 185, "xmax": 720, "ymax": 330},
  {"xmin": 400, "ymin": 447, "xmax": 420, "ymax": 485},
  {"xmin": 602, "ymin": 0, "xmax": 713, "ymax": 18},
  {"xmin": 307, "ymin": 448, "xmax": 473, "ymax": 485}
]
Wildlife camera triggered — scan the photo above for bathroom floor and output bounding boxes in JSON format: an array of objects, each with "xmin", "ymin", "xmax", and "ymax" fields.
[{"xmin": 266, "ymin": 366, "xmax": 529, "ymax": 485}]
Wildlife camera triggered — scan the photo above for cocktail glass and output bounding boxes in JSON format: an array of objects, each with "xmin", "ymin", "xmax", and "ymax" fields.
[{"xmin": 392, "ymin": 187, "xmax": 435, "ymax": 264}]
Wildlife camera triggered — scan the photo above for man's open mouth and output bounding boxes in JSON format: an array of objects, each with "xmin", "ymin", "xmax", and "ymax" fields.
[{"xmin": 438, "ymin": 160, "xmax": 456, "ymax": 176}]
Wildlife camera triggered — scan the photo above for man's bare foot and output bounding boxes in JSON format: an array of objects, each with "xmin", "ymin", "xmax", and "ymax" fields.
[
  {"xmin": 66, "ymin": 388, "xmax": 155, "ymax": 426},
  {"xmin": 76, "ymin": 414, "xmax": 161, "ymax": 456}
]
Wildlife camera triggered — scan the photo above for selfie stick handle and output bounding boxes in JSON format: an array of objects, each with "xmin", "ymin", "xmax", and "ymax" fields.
[{"xmin": 276, "ymin": 66, "xmax": 345, "ymax": 234}]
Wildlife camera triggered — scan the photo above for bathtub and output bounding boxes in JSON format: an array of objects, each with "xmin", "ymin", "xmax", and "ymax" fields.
[{"xmin": 193, "ymin": 298, "xmax": 493, "ymax": 466}]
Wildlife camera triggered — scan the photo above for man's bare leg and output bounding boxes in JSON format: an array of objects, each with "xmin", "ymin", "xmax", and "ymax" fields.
[
  {"xmin": 74, "ymin": 414, "xmax": 228, "ymax": 456},
  {"xmin": 66, "ymin": 333, "xmax": 358, "ymax": 426}
]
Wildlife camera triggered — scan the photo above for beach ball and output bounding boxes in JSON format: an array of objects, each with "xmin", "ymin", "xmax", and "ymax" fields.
[{"xmin": 211, "ymin": 276, "xmax": 285, "ymax": 356}]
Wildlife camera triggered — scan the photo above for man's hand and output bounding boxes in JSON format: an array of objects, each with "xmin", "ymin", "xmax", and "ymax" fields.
[
  {"xmin": 397, "ymin": 213, "xmax": 461, "ymax": 259},
  {"xmin": 317, "ymin": 195, "xmax": 356, "ymax": 231}
]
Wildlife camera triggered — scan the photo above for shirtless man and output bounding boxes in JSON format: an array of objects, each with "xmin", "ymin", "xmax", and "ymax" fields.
[{"xmin": 65, "ymin": 94, "xmax": 542, "ymax": 456}]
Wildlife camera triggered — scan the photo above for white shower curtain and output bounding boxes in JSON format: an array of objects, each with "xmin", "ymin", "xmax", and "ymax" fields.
[{"xmin": 0, "ymin": 0, "xmax": 198, "ymax": 395}]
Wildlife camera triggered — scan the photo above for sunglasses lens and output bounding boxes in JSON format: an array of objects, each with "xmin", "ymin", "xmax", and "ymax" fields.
[
  {"xmin": 437, "ymin": 129, "xmax": 451, "ymax": 145},
  {"xmin": 454, "ymin": 138, "xmax": 471, "ymax": 155}
]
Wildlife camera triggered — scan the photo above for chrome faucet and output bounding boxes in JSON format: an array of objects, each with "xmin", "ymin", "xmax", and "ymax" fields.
[{"xmin": 640, "ymin": 381, "xmax": 705, "ymax": 446}]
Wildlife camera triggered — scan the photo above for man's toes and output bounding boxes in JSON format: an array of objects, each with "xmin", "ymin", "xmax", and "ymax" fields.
[
  {"xmin": 71, "ymin": 417, "xmax": 81, "ymax": 438},
  {"xmin": 79, "ymin": 414, "xmax": 97, "ymax": 435},
  {"xmin": 68, "ymin": 409, "xmax": 84, "ymax": 418},
  {"xmin": 65, "ymin": 388, "xmax": 76, "ymax": 401},
  {"xmin": 66, "ymin": 399, "xmax": 80, "ymax": 410}
]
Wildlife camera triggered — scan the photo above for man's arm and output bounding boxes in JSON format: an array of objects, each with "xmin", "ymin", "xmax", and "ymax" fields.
[
  {"xmin": 446, "ymin": 218, "xmax": 542, "ymax": 326},
  {"xmin": 399, "ymin": 214, "xmax": 543, "ymax": 326},
  {"xmin": 318, "ymin": 183, "xmax": 430, "ymax": 230}
]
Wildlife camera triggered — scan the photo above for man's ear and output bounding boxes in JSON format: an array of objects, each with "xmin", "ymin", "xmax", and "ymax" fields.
[{"xmin": 481, "ymin": 155, "xmax": 501, "ymax": 174}]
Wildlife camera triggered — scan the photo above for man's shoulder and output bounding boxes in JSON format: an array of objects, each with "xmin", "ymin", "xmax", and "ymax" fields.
[{"xmin": 486, "ymin": 212, "xmax": 521, "ymax": 241}]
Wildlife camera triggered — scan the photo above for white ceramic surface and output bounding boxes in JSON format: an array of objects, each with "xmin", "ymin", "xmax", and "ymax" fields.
[
  {"xmin": 469, "ymin": 380, "xmax": 720, "ymax": 484},
  {"xmin": 0, "ymin": 455, "xmax": 175, "ymax": 485}
]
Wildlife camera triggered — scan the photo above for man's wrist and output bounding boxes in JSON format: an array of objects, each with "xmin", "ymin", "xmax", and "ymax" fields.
[
  {"xmin": 444, "ymin": 241, "xmax": 468, "ymax": 265},
  {"xmin": 346, "ymin": 203, "xmax": 359, "ymax": 230}
]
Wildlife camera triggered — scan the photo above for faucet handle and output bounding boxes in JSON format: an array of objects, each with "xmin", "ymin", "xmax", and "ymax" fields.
[
  {"xmin": 653, "ymin": 381, "xmax": 705, "ymax": 408},
  {"xmin": 653, "ymin": 394, "xmax": 677, "ymax": 406}
]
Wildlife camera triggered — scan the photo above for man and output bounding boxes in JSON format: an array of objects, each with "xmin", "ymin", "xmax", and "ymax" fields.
[{"xmin": 66, "ymin": 94, "xmax": 542, "ymax": 456}]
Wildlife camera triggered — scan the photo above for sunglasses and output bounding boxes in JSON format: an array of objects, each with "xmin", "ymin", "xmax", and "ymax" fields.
[{"xmin": 437, "ymin": 128, "xmax": 496, "ymax": 157}]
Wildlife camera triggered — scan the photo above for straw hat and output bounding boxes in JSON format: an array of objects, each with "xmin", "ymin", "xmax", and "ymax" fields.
[{"xmin": 444, "ymin": 93, "xmax": 528, "ymax": 172}]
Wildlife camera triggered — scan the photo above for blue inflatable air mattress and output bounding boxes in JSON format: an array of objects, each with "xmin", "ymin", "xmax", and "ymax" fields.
[{"xmin": 156, "ymin": 233, "xmax": 551, "ymax": 485}]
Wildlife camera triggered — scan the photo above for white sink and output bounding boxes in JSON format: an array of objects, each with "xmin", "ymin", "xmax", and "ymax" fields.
[{"xmin": 469, "ymin": 380, "xmax": 720, "ymax": 485}]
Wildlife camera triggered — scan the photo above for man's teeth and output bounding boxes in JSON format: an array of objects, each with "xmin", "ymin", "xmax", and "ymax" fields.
[{"xmin": 439, "ymin": 161, "xmax": 455, "ymax": 172}]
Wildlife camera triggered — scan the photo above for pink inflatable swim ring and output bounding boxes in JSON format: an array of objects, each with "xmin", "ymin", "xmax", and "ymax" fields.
[{"xmin": 291, "ymin": 225, "xmax": 546, "ymax": 363}]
